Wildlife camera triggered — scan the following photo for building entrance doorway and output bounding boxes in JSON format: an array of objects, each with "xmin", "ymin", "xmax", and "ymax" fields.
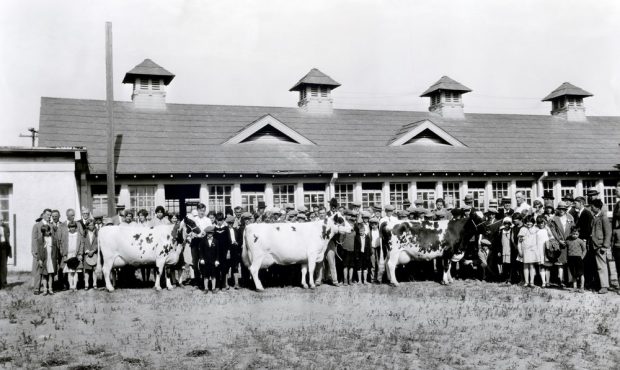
[{"xmin": 164, "ymin": 184, "xmax": 200, "ymax": 219}]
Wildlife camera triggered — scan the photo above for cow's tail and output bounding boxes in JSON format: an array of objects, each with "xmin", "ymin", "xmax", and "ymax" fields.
[
  {"xmin": 95, "ymin": 231, "xmax": 103, "ymax": 278},
  {"xmin": 241, "ymin": 227, "xmax": 250, "ymax": 268}
]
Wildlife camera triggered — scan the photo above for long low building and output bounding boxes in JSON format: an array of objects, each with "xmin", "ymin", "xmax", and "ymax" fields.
[{"xmin": 35, "ymin": 59, "xmax": 619, "ymax": 220}]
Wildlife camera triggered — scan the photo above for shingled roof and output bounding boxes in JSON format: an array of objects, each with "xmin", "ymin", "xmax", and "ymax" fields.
[
  {"xmin": 420, "ymin": 76, "xmax": 472, "ymax": 97},
  {"xmin": 122, "ymin": 59, "xmax": 175, "ymax": 85},
  {"xmin": 38, "ymin": 97, "xmax": 620, "ymax": 175},
  {"xmin": 289, "ymin": 68, "xmax": 341, "ymax": 91},
  {"xmin": 542, "ymin": 82, "xmax": 593, "ymax": 101}
]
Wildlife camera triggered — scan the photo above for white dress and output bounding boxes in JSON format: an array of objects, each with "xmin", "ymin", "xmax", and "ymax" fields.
[
  {"xmin": 63, "ymin": 232, "xmax": 79, "ymax": 273},
  {"xmin": 536, "ymin": 226, "xmax": 553, "ymax": 266},
  {"xmin": 44, "ymin": 236, "xmax": 55, "ymax": 274}
]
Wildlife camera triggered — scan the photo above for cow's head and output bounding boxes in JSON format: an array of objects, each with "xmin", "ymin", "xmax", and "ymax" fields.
[
  {"xmin": 322, "ymin": 212, "xmax": 351, "ymax": 241},
  {"xmin": 183, "ymin": 217, "xmax": 201, "ymax": 238}
]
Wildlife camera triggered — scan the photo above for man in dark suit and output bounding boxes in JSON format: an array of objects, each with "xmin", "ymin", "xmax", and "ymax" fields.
[
  {"xmin": 0, "ymin": 218, "xmax": 12, "ymax": 289},
  {"xmin": 590, "ymin": 199, "xmax": 616, "ymax": 294},
  {"xmin": 562, "ymin": 193, "xmax": 578, "ymax": 221},
  {"xmin": 574, "ymin": 196, "xmax": 595, "ymax": 289}
]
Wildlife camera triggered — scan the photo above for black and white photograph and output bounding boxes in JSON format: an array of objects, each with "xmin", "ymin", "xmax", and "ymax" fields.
[{"xmin": 1, "ymin": 0, "xmax": 620, "ymax": 368}]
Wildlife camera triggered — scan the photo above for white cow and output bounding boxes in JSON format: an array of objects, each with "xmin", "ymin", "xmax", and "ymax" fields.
[
  {"xmin": 242, "ymin": 215, "xmax": 351, "ymax": 291},
  {"xmin": 384, "ymin": 220, "xmax": 454, "ymax": 286},
  {"xmin": 97, "ymin": 224, "xmax": 183, "ymax": 292}
]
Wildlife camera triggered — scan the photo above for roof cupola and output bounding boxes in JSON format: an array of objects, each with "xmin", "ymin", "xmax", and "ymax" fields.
[
  {"xmin": 289, "ymin": 68, "xmax": 340, "ymax": 114},
  {"xmin": 122, "ymin": 59, "xmax": 175, "ymax": 110},
  {"xmin": 420, "ymin": 76, "xmax": 472, "ymax": 119},
  {"xmin": 542, "ymin": 82, "xmax": 592, "ymax": 122}
]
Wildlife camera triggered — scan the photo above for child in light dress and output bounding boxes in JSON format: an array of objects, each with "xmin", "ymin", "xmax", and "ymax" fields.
[
  {"xmin": 517, "ymin": 215, "xmax": 539, "ymax": 288},
  {"xmin": 535, "ymin": 216, "xmax": 555, "ymax": 289},
  {"xmin": 37, "ymin": 225, "xmax": 58, "ymax": 295}
]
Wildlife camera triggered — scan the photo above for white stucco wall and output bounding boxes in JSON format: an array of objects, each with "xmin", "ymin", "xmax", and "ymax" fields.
[{"xmin": 0, "ymin": 155, "xmax": 81, "ymax": 271}]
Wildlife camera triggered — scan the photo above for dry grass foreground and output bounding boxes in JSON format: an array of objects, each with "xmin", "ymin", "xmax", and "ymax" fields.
[{"xmin": 1, "ymin": 272, "xmax": 620, "ymax": 369}]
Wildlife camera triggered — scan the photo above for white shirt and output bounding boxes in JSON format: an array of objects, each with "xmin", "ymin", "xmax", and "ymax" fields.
[
  {"xmin": 371, "ymin": 229, "xmax": 380, "ymax": 249},
  {"xmin": 0, "ymin": 225, "xmax": 5, "ymax": 243},
  {"xmin": 559, "ymin": 215, "xmax": 567, "ymax": 230},
  {"xmin": 194, "ymin": 216, "xmax": 212, "ymax": 232}
]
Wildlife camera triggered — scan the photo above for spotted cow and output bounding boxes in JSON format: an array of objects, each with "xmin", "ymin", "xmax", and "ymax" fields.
[
  {"xmin": 384, "ymin": 214, "xmax": 481, "ymax": 286},
  {"xmin": 97, "ymin": 224, "xmax": 183, "ymax": 292},
  {"xmin": 242, "ymin": 214, "xmax": 351, "ymax": 291}
]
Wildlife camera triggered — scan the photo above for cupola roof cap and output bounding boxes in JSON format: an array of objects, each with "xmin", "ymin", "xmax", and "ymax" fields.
[
  {"xmin": 289, "ymin": 68, "xmax": 341, "ymax": 92},
  {"xmin": 122, "ymin": 59, "xmax": 175, "ymax": 85},
  {"xmin": 420, "ymin": 76, "xmax": 472, "ymax": 97},
  {"xmin": 542, "ymin": 82, "xmax": 593, "ymax": 101}
]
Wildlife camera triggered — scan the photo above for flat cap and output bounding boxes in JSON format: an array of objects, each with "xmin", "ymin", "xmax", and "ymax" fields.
[{"xmin": 384, "ymin": 204, "xmax": 395, "ymax": 211}]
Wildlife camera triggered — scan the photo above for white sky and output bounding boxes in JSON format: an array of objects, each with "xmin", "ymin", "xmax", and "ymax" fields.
[{"xmin": 1, "ymin": 0, "xmax": 619, "ymax": 146}]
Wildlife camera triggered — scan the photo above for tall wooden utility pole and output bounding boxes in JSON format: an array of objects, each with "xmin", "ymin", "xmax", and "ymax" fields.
[{"xmin": 105, "ymin": 22, "xmax": 117, "ymax": 217}]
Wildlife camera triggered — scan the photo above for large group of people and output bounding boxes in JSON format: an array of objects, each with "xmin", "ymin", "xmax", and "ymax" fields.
[{"xmin": 7, "ymin": 179, "xmax": 620, "ymax": 296}]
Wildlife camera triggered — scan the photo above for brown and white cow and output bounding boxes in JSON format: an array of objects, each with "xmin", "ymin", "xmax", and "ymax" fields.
[
  {"xmin": 383, "ymin": 218, "xmax": 474, "ymax": 286},
  {"xmin": 97, "ymin": 223, "xmax": 184, "ymax": 292},
  {"xmin": 242, "ymin": 214, "xmax": 351, "ymax": 291}
]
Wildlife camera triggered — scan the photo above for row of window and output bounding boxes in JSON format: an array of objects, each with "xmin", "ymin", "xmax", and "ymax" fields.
[
  {"xmin": 300, "ymin": 86, "xmax": 331, "ymax": 100},
  {"xmin": 90, "ymin": 179, "xmax": 618, "ymax": 217}
]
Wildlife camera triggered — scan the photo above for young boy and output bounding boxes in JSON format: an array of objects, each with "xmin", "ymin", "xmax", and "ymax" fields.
[{"xmin": 566, "ymin": 226, "xmax": 587, "ymax": 293}]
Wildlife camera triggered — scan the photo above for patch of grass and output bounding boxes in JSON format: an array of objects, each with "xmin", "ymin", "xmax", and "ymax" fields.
[
  {"xmin": 84, "ymin": 344, "xmax": 106, "ymax": 356},
  {"xmin": 41, "ymin": 355, "xmax": 69, "ymax": 367}
]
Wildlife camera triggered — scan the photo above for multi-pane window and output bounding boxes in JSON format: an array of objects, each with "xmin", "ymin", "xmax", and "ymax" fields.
[
  {"xmin": 165, "ymin": 199, "xmax": 180, "ymax": 215},
  {"xmin": 335, "ymin": 183, "xmax": 354, "ymax": 208},
  {"xmin": 362, "ymin": 183, "xmax": 383, "ymax": 210},
  {"xmin": 492, "ymin": 181, "xmax": 510, "ymax": 202},
  {"xmin": 444, "ymin": 91, "xmax": 460, "ymax": 103},
  {"xmin": 389, "ymin": 183, "xmax": 409, "ymax": 210},
  {"xmin": 416, "ymin": 182, "xmax": 436, "ymax": 209},
  {"xmin": 303, "ymin": 183, "xmax": 326, "ymax": 209},
  {"xmin": 515, "ymin": 181, "xmax": 532, "ymax": 205},
  {"xmin": 129, "ymin": 186, "xmax": 156, "ymax": 216},
  {"xmin": 240, "ymin": 184, "xmax": 265, "ymax": 214},
  {"xmin": 582, "ymin": 180, "xmax": 597, "ymax": 197},
  {"xmin": 542, "ymin": 180, "xmax": 555, "ymax": 197},
  {"xmin": 0, "ymin": 185, "xmax": 10, "ymax": 226},
  {"xmin": 273, "ymin": 184, "xmax": 295, "ymax": 208},
  {"xmin": 603, "ymin": 180, "xmax": 617, "ymax": 213},
  {"xmin": 91, "ymin": 185, "xmax": 119, "ymax": 216},
  {"xmin": 560, "ymin": 180, "xmax": 577, "ymax": 198},
  {"xmin": 443, "ymin": 182, "xmax": 460, "ymax": 208},
  {"xmin": 468, "ymin": 181, "xmax": 486, "ymax": 209},
  {"xmin": 208, "ymin": 185, "xmax": 232, "ymax": 214}
]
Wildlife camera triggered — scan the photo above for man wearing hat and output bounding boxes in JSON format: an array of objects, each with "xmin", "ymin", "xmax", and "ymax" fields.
[
  {"xmin": 562, "ymin": 193, "xmax": 578, "ymax": 220},
  {"xmin": 286, "ymin": 210, "xmax": 298, "ymax": 223},
  {"xmin": 253, "ymin": 201, "xmax": 267, "ymax": 224},
  {"xmin": 367, "ymin": 216, "xmax": 382, "ymax": 283},
  {"xmin": 590, "ymin": 199, "xmax": 617, "ymax": 294},
  {"xmin": 573, "ymin": 196, "xmax": 596, "ymax": 289},
  {"xmin": 296, "ymin": 213, "xmax": 308, "ymax": 222},
  {"xmin": 542, "ymin": 191, "xmax": 555, "ymax": 209},
  {"xmin": 380, "ymin": 204, "xmax": 398, "ymax": 226},
  {"xmin": 477, "ymin": 207, "xmax": 502, "ymax": 281},
  {"xmin": 548, "ymin": 201, "xmax": 575, "ymax": 288},
  {"xmin": 498, "ymin": 196, "xmax": 514, "ymax": 219}
]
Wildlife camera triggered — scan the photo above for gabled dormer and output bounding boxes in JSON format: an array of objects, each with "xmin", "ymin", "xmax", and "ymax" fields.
[
  {"xmin": 122, "ymin": 59, "xmax": 175, "ymax": 110},
  {"xmin": 542, "ymin": 82, "xmax": 592, "ymax": 122},
  {"xmin": 223, "ymin": 114, "xmax": 315, "ymax": 145},
  {"xmin": 389, "ymin": 119, "xmax": 465, "ymax": 147},
  {"xmin": 289, "ymin": 68, "xmax": 340, "ymax": 114},
  {"xmin": 420, "ymin": 76, "xmax": 472, "ymax": 120}
]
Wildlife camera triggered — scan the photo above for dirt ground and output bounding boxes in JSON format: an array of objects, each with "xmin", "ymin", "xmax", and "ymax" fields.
[{"xmin": 1, "ymin": 272, "xmax": 619, "ymax": 369}]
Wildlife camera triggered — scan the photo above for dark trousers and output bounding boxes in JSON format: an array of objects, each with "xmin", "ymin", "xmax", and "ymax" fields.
[
  {"xmin": 0, "ymin": 248, "xmax": 8, "ymax": 288},
  {"xmin": 191, "ymin": 246, "xmax": 201, "ymax": 284}
]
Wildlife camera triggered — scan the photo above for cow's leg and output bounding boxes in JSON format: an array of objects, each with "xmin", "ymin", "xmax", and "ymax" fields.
[
  {"xmin": 249, "ymin": 256, "xmax": 265, "ymax": 291},
  {"xmin": 308, "ymin": 258, "xmax": 317, "ymax": 290},
  {"xmin": 441, "ymin": 258, "xmax": 450, "ymax": 285},
  {"xmin": 301, "ymin": 264, "xmax": 309, "ymax": 289},
  {"xmin": 314, "ymin": 261, "xmax": 324, "ymax": 286},
  {"xmin": 165, "ymin": 266, "xmax": 174, "ymax": 290},
  {"xmin": 153, "ymin": 261, "xmax": 164, "ymax": 291},
  {"xmin": 102, "ymin": 256, "xmax": 116, "ymax": 292},
  {"xmin": 386, "ymin": 252, "xmax": 399, "ymax": 287}
]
